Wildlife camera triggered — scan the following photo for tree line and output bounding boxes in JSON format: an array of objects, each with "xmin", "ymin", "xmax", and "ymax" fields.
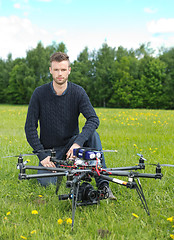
[{"xmin": 0, "ymin": 41, "xmax": 174, "ymax": 109}]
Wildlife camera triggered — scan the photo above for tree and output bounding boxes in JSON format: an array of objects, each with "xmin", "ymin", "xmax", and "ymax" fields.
[
  {"xmin": 6, "ymin": 62, "xmax": 35, "ymax": 104},
  {"xmin": 116, "ymin": 46, "xmax": 129, "ymax": 62},
  {"xmin": 159, "ymin": 47, "xmax": 174, "ymax": 109},
  {"xmin": 109, "ymin": 56, "xmax": 139, "ymax": 108},
  {"xmin": 26, "ymin": 42, "xmax": 50, "ymax": 86},
  {"xmin": 92, "ymin": 43, "xmax": 116, "ymax": 107},
  {"xmin": 0, "ymin": 54, "xmax": 14, "ymax": 103},
  {"xmin": 135, "ymin": 42, "xmax": 155, "ymax": 59},
  {"xmin": 1, "ymin": 40, "xmax": 173, "ymax": 109},
  {"xmin": 69, "ymin": 47, "xmax": 94, "ymax": 101},
  {"xmin": 46, "ymin": 41, "xmax": 68, "ymax": 56},
  {"xmin": 138, "ymin": 56, "xmax": 167, "ymax": 109}
]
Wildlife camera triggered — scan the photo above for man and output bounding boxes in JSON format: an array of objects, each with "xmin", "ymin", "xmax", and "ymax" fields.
[{"xmin": 25, "ymin": 52, "xmax": 116, "ymax": 199}]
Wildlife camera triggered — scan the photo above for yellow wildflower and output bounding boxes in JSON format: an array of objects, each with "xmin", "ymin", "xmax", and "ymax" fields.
[
  {"xmin": 132, "ymin": 213, "xmax": 139, "ymax": 218},
  {"xmin": 57, "ymin": 219, "xmax": 63, "ymax": 225},
  {"xmin": 20, "ymin": 236, "xmax": 27, "ymax": 240},
  {"xmin": 6, "ymin": 211, "xmax": 11, "ymax": 215},
  {"xmin": 38, "ymin": 195, "xmax": 43, "ymax": 198},
  {"xmin": 170, "ymin": 234, "xmax": 174, "ymax": 239},
  {"xmin": 32, "ymin": 210, "xmax": 38, "ymax": 215},
  {"xmin": 66, "ymin": 218, "xmax": 72, "ymax": 224},
  {"xmin": 167, "ymin": 216, "xmax": 174, "ymax": 222}
]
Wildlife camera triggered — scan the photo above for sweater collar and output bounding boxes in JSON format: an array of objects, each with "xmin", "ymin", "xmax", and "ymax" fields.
[{"xmin": 51, "ymin": 81, "xmax": 69, "ymax": 96}]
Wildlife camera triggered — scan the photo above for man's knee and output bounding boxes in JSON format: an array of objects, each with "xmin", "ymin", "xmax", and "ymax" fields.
[
  {"xmin": 85, "ymin": 131, "xmax": 102, "ymax": 150},
  {"xmin": 37, "ymin": 175, "xmax": 57, "ymax": 187},
  {"xmin": 37, "ymin": 165, "xmax": 57, "ymax": 187}
]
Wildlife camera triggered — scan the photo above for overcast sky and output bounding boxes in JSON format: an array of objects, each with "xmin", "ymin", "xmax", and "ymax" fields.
[{"xmin": 0, "ymin": 0, "xmax": 174, "ymax": 61}]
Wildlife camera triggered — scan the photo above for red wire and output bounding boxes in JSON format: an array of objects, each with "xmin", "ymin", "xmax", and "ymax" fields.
[
  {"xmin": 101, "ymin": 169, "xmax": 112, "ymax": 175},
  {"xmin": 95, "ymin": 158, "xmax": 100, "ymax": 176}
]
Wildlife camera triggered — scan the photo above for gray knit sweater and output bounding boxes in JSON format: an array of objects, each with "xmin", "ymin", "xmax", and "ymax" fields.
[{"xmin": 25, "ymin": 81, "xmax": 99, "ymax": 161}]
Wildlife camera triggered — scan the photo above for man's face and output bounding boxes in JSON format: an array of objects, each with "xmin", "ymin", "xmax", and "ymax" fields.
[{"xmin": 49, "ymin": 60, "xmax": 71, "ymax": 86}]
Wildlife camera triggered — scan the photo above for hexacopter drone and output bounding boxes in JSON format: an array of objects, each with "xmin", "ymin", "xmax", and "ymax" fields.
[{"xmin": 5, "ymin": 148, "xmax": 174, "ymax": 230}]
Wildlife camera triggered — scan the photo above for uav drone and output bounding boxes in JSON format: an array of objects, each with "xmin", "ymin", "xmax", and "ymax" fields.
[{"xmin": 6, "ymin": 148, "xmax": 174, "ymax": 230}]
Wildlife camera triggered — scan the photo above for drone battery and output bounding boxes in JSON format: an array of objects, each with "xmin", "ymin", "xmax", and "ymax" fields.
[{"xmin": 73, "ymin": 148, "xmax": 102, "ymax": 160}]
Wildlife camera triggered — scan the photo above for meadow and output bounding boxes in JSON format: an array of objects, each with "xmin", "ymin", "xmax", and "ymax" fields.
[{"xmin": 0, "ymin": 105, "xmax": 173, "ymax": 240}]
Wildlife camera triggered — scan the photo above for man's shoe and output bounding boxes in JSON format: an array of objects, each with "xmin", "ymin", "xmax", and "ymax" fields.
[{"xmin": 108, "ymin": 187, "xmax": 117, "ymax": 200}]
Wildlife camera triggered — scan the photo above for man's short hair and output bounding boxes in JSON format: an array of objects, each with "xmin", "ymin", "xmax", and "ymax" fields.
[{"xmin": 50, "ymin": 52, "xmax": 70, "ymax": 66}]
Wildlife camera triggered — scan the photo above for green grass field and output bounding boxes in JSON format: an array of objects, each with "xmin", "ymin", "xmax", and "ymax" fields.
[{"xmin": 0, "ymin": 105, "xmax": 173, "ymax": 240}]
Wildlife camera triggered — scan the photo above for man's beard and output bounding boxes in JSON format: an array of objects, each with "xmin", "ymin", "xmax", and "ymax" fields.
[{"xmin": 54, "ymin": 77, "xmax": 68, "ymax": 86}]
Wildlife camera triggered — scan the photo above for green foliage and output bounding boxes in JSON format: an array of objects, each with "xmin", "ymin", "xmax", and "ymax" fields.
[
  {"xmin": 0, "ymin": 54, "xmax": 14, "ymax": 103},
  {"xmin": 6, "ymin": 62, "xmax": 35, "ymax": 104},
  {"xmin": 159, "ymin": 48, "xmax": 174, "ymax": 109},
  {"xmin": 109, "ymin": 56, "xmax": 139, "ymax": 108},
  {"xmin": 138, "ymin": 56, "xmax": 167, "ymax": 109},
  {"xmin": 1, "ymin": 41, "xmax": 174, "ymax": 109},
  {"xmin": 0, "ymin": 105, "xmax": 173, "ymax": 239},
  {"xmin": 92, "ymin": 43, "xmax": 117, "ymax": 107},
  {"xmin": 69, "ymin": 47, "xmax": 93, "ymax": 91},
  {"xmin": 26, "ymin": 41, "xmax": 51, "ymax": 85}
]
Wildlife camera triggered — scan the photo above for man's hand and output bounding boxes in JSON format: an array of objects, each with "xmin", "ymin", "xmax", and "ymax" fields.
[
  {"xmin": 40, "ymin": 156, "xmax": 56, "ymax": 168},
  {"xmin": 66, "ymin": 143, "xmax": 80, "ymax": 159}
]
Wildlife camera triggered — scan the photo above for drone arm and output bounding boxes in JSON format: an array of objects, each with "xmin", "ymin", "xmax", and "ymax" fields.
[
  {"xmin": 102, "ymin": 170, "xmax": 133, "ymax": 177},
  {"xmin": 130, "ymin": 172, "xmax": 163, "ymax": 179},
  {"xmin": 24, "ymin": 165, "xmax": 69, "ymax": 172},
  {"xmin": 94, "ymin": 173, "xmax": 128, "ymax": 187},
  {"xmin": 18, "ymin": 172, "xmax": 67, "ymax": 180},
  {"xmin": 103, "ymin": 165, "xmax": 144, "ymax": 171},
  {"xmin": 102, "ymin": 170, "xmax": 163, "ymax": 180}
]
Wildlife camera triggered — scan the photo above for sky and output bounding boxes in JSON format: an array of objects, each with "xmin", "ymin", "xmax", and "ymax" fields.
[{"xmin": 0, "ymin": 0, "xmax": 174, "ymax": 62}]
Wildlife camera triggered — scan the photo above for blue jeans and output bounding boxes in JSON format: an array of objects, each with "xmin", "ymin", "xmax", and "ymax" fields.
[{"xmin": 37, "ymin": 131, "xmax": 109, "ymax": 188}]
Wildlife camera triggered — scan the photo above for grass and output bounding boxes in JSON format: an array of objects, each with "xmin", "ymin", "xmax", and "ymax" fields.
[{"xmin": 0, "ymin": 105, "xmax": 174, "ymax": 240}]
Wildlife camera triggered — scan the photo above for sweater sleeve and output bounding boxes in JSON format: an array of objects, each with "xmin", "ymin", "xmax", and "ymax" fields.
[
  {"xmin": 24, "ymin": 89, "xmax": 48, "ymax": 161},
  {"xmin": 74, "ymin": 88, "xmax": 99, "ymax": 146}
]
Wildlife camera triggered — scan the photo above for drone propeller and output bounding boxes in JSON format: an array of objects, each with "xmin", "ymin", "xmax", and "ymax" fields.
[
  {"xmin": 160, "ymin": 164, "xmax": 174, "ymax": 167},
  {"xmin": 146, "ymin": 163, "xmax": 174, "ymax": 167},
  {"xmin": 2, "ymin": 153, "xmax": 37, "ymax": 158},
  {"xmin": 102, "ymin": 149, "xmax": 118, "ymax": 153},
  {"xmin": 2, "ymin": 148, "xmax": 55, "ymax": 158},
  {"xmin": 36, "ymin": 149, "xmax": 54, "ymax": 153},
  {"xmin": 137, "ymin": 153, "xmax": 147, "ymax": 161},
  {"xmin": 136, "ymin": 154, "xmax": 174, "ymax": 168}
]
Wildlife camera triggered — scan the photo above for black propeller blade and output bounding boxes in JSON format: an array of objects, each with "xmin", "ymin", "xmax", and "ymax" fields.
[
  {"xmin": 146, "ymin": 163, "xmax": 174, "ymax": 167},
  {"xmin": 2, "ymin": 148, "xmax": 55, "ymax": 158},
  {"xmin": 102, "ymin": 150, "xmax": 118, "ymax": 153},
  {"xmin": 137, "ymin": 153, "xmax": 147, "ymax": 161},
  {"xmin": 2, "ymin": 153, "xmax": 37, "ymax": 158}
]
